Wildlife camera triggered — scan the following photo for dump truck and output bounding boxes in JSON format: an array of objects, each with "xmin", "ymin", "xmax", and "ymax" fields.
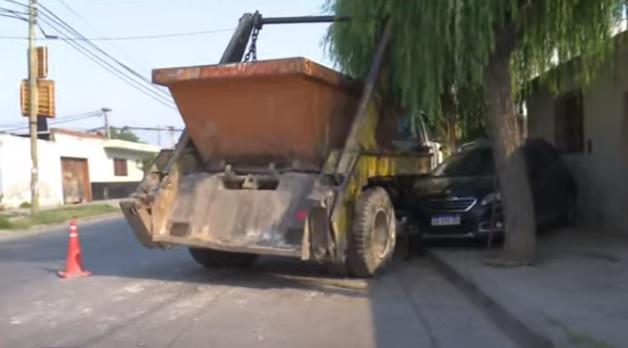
[{"xmin": 120, "ymin": 13, "xmax": 432, "ymax": 276}]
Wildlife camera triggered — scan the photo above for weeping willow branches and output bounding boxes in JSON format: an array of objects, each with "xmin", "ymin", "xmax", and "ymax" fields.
[{"xmin": 326, "ymin": 0, "xmax": 627, "ymax": 117}]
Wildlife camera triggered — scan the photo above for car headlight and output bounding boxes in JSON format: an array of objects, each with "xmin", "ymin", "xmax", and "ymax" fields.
[{"xmin": 481, "ymin": 192, "xmax": 501, "ymax": 206}]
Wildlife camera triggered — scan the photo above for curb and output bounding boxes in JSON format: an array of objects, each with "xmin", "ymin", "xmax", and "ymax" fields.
[
  {"xmin": 0, "ymin": 212, "xmax": 123, "ymax": 241},
  {"xmin": 427, "ymin": 250, "xmax": 555, "ymax": 348}
]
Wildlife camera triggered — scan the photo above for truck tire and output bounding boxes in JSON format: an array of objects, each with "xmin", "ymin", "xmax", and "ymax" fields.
[
  {"xmin": 347, "ymin": 187, "xmax": 396, "ymax": 277},
  {"xmin": 188, "ymin": 248, "xmax": 258, "ymax": 269}
]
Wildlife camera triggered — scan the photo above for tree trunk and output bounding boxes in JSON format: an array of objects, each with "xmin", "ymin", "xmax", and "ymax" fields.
[
  {"xmin": 441, "ymin": 86, "xmax": 459, "ymax": 153},
  {"xmin": 484, "ymin": 28, "xmax": 537, "ymax": 265}
]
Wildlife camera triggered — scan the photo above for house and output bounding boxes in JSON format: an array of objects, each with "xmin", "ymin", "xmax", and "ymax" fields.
[
  {"xmin": 526, "ymin": 35, "xmax": 628, "ymax": 232},
  {"xmin": 0, "ymin": 128, "xmax": 159, "ymax": 208}
]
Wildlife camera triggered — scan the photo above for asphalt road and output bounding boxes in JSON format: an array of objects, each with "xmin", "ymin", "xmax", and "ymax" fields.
[{"xmin": 0, "ymin": 217, "xmax": 520, "ymax": 348}]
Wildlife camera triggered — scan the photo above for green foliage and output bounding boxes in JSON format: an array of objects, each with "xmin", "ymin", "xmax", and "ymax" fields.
[
  {"xmin": 110, "ymin": 127, "xmax": 143, "ymax": 143},
  {"xmin": 0, "ymin": 217, "xmax": 13, "ymax": 229},
  {"xmin": 326, "ymin": 0, "xmax": 626, "ymax": 118},
  {"xmin": 429, "ymin": 84, "xmax": 487, "ymax": 147},
  {"xmin": 19, "ymin": 201, "xmax": 31, "ymax": 209},
  {"xmin": 1, "ymin": 204, "xmax": 118, "ymax": 231}
]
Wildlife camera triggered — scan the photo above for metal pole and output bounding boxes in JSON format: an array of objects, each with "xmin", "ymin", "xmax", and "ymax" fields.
[
  {"xmin": 167, "ymin": 126, "xmax": 175, "ymax": 149},
  {"xmin": 259, "ymin": 15, "xmax": 350, "ymax": 25},
  {"xmin": 101, "ymin": 107, "xmax": 111, "ymax": 139},
  {"xmin": 28, "ymin": 0, "xmax": 39, "ymax": 215}
]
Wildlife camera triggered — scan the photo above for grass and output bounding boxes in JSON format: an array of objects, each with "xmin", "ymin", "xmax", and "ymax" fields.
[{"xmin": 0, "ymin": 204, "xmax": 119, "ymax": 230}]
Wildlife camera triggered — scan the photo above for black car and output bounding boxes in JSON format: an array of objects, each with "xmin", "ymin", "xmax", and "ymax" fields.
[{"xmin": 407, "ymin": 138, "xmax": 576, "ymax": 239}]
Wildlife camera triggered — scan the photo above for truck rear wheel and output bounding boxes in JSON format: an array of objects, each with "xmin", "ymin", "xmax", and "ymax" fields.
[
  {"xmin": 347, "ymin": 187, "xmax": 396, "ymax": 277},
  {"xmin": 188, "ymin": 248, "xmax": 258, "ymax": 268}
]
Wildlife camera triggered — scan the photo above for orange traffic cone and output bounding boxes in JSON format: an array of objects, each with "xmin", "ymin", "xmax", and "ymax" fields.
[{"xmin": 57, "ymin": 219, "xmax": 91, "ymax": 279}]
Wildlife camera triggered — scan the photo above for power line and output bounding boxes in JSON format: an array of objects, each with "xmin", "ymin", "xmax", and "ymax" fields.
[
  {"xmin": 41, "ymin": 24, "xmax": 176, "ymax": 108},
  {"xmin": 0, "ymin": 6, "xmax": 26, "ymax": 19},
  {"xmin": 0, "ymin": 27, "xmax": 235, "ymax": 41},
  {"xmin": 0, "ymin": 110, "xmax": 101, "ymax": 128},
  {"xmin": 1, "ymin": 0, "xmax": 177, "ymax": 109},
  {"xmin": 122, "ymin": 125, "xmax": 184, "ymax": 132},
  {"xmin": 3, "ymin": 0, "xmax": 173, "ymax": 104},
  {"xmin": 1, "ymin": 3, "xmax": 233, "ymax": 41},
  {"xmin": 47, "ymin": 0, "xmax": 149, "ymax": 69},
  {"xmin": 49, "ymin": 30, "xmax": 177, "ymax": 108},
  {"xmin": 35, "ymin": 1, "xmax": 172, "ymax": 100},
  {"xmin": 0, "ymin": 12, "xmax": 23, "ymax": 20},
  {"xmin": 50, "ymin": 0, "xmax": 81, "ymax": 20},
  {"xmin": 0, "ymin": 111, "xmax": 102, "ymax": 132}
]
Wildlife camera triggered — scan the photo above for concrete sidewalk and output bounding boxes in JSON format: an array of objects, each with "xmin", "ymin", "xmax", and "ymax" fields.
[{"xmin": 428, "ymin": 229, "xmax": 628, "ymax": 348}]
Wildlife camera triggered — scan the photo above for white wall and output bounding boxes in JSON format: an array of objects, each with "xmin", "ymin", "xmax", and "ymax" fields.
[
  {"xmin": 0, "ymin": 135, "xmax": 64, "ymax": 207},
  {"xmin": 52, "ymin": 133, "xmax": 155, "ymax": 183},
  {"xmin": 0, "ymin": 132, "xmax": 158, "ymax": 208},
  {"xmin": 103, "ymin": 148, "xmax": 146, "ymax": 182},
  {"xmin": 527, "ymin": 39, "xmax": 628, "ymax": 232}
]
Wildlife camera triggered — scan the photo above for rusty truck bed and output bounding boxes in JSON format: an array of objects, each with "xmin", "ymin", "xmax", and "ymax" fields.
[{"xmin": 153, "ymin": 58, "xmax": 360, "ymax": 170}]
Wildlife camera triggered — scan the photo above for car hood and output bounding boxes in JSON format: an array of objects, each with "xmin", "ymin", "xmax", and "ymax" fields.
[{"xmin": 412, "ymin": 175, "xmax": 496, "ymax": 199}]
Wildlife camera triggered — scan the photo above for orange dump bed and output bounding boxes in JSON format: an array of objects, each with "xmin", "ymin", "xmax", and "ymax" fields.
[{"xmin": 153, "ymin": 58, "xmax": 360, "ymax": 169}]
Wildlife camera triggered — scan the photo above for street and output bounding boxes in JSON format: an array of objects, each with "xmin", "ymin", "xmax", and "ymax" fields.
[{"xmin": 1, "ymin": 218, "xmax": 520, "ymax": 348}]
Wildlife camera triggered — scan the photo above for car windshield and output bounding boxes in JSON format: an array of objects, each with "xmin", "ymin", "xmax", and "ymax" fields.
[
  {"xmin": 433, "ymin": 146, "xmax": 495, "ymax": 177},
  {"xmin": 395, "ymin": 114, "xmax": 427, "ymax": 143}
]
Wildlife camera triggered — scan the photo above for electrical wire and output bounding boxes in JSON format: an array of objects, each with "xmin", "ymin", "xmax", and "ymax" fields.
[
  {"xmin": 0, "ymin": 6, "xmax": 26, "ymax": 20},
  {"xmin": 1, "ymin": 1, "xmax": 234, "ymax": 40},
  {"xmin": 0, "ymin": 111, "xmax": 102, "ymax": 132},
  {"xmin": 0, "ymin": 27, "xmax": 235, "ymax": 41},
  {"xmin": 35, "ymin": 1, "xmax": 173, "ymax": 100},
  {"xmin": 46, "ymin": 0, "xmax": 149, "ymax": 69},
  {"xmin": 50, "ymin": 0, "xmax": 81, "ymax": 20},
  {"xmin": 1, "ymin": 0, "xmax": 177, "ymax": 109},
  {"xmin": 50, "ymin": 32, "xmax": 177, "ymax": 109},
  {"xmin": 0, "ymin": 12, "xmax": 23, "ymax": 20},
  {"xmin": 2, "ymin": 0, "xmax": 175, "ymax": 106},
  {"xmin": 0, "ymin": 110, "xmax": 101, "ymax": 129}
]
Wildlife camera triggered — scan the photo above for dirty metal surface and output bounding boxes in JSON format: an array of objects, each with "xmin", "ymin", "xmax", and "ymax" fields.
[
  {"xmin": 155, "ymin": 172, "xmax": 317, "ymax": 256},
  {"xmin": 154, "ymin": 58, "xmax": 360, "ymax": 168},
  {"xmin": 153, "ymin": 57, "xmax": 357, "ymax": 87}
]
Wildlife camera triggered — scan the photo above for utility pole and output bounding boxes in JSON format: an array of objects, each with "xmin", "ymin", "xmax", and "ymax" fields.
[
  {"xmin": 101, "ymin": 107, "xmax": 112, "ymax": 139},
  {"xmin": 28, "ymin": 0, "xmax": 39, "ymax": 215}
]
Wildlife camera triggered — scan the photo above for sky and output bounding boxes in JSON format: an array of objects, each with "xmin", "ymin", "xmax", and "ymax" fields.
[{"xmin": 0, "ymin": 0, "xmax": 333, "ymax": 147}]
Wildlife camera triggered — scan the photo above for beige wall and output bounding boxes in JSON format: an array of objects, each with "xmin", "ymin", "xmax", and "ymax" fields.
[{"xmin": 527, "ymin": 41, "xmax": 628, "ymax": 232}]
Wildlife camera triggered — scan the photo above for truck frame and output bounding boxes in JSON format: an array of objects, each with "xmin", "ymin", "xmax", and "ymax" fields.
[{"xmin": 120, "ymin": 12, "xmax": 432, "ymax": 276}]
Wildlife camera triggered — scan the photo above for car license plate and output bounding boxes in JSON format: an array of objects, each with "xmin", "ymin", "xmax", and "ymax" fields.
[{"xmin": 431, "ymin": 215, "xmax": 461, "ymax": 226}]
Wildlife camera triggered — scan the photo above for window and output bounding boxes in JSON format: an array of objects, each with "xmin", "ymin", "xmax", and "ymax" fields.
[
  {"xmin": 394, "ymin": 113, "xmax": 429, "ymax": 143},
  {"xmin": 113, "ymin": 158, "xmax": 128, "ymax": 176},
  {"xmin": 433, "ymin": 146, "xmax": 495, "ymax": 177},
  {"xmin": 554, "ymin": 90, "xmax": 584, "ymax": 153}
]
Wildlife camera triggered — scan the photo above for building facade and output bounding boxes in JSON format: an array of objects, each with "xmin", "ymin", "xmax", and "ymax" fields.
[
  {"xmin": 526, "ymin": 38, "xmax": 628, "ymax": 232},
  {"xmin": 0, "ymin": 128, "xmax": 158, "ymax": 208}
]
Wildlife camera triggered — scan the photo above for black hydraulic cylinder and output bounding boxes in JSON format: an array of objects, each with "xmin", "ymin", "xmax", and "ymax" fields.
[{"xmin": 259, "ymin": 15, "xmax": 350, "ymax": 26}]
